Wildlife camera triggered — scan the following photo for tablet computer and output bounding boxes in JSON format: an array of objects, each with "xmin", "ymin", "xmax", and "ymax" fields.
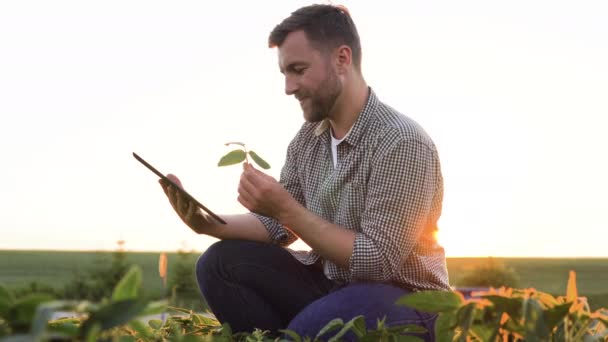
[{"xmin": 133, "ymin": 152, "xmax": 226, "ymax": 224}]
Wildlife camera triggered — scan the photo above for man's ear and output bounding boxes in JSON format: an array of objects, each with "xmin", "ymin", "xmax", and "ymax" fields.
[{"xmin": 335, "ymin": 45, "xmax": 352, "ymax": 74}]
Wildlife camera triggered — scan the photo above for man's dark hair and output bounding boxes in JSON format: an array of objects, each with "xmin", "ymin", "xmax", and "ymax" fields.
[{"xmin": 268, "ymin": 4, "xmax": 362, "ymax": 70}]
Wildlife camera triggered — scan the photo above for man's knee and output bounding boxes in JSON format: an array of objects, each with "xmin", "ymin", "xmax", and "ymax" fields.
[
  {"xmin": 197, "ymin": 240, "xmax": 238, "ymax": 278},
  {"xmin": 195, "ymin": 240, "xmax": 266, "ymax": 284},
  {"xmin": 196, "ymin": 240, "xmax": 235, "ymax": 289}
]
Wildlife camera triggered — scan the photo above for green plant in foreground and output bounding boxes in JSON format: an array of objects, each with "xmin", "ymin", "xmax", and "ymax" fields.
[
  {"xmin": 218, "ymin": 142, "xmax": 270, "ymax": 169},
  {"xmin": 2, "ymin": 268, "xmax": 607, "ymax": 341},
  {"xmin": 398, "ymin": 271, "xmax": 608, "ymax": 341}
]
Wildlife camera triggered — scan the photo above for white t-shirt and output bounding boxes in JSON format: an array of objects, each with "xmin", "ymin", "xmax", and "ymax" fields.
[
  {"xmin": 325, "ymin": 125, "xmax": 352, "ymax": 277},
  {"xmin": 331, "ymin": 132, "xmax": 347, "ymax": 169},
  {"xmin": 330, "ymin": 124, "xmax": 353, "ymax": 169}
]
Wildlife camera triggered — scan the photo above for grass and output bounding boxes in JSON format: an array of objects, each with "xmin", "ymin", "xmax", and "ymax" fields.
[{"xmin": 1, "ymin": 250, "xmax": 607, "ymax": 309}]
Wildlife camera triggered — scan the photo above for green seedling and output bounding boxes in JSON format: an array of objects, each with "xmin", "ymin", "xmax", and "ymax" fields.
[{"xmin": 218, "ymin": 142, "xmax": 270, "ymax": 169}]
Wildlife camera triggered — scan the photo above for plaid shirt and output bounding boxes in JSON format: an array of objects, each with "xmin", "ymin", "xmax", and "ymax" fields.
[{"xmin": 253, "ymin": 88, "xmax": 450, "ymax": 291}]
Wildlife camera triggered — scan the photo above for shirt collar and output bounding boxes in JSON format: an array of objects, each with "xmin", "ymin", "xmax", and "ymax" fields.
[{"xmin": 313, "ymin": 87, "xmax": 378, "ymax": 147}]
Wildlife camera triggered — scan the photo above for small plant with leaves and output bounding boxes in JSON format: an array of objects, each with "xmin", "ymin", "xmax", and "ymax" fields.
[
  {"xmin": 398, "ymin": 271, "xmax": 608, "ymax": 341},
  {"xmin": 218, "ymin": 142, "xmax": 270, "ymax": 169}
]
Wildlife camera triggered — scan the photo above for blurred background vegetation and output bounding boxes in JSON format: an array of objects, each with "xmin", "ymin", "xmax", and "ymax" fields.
[
  {"xmin": 1, "ymin": 243, "xmax": 607, "ymax": 311},
  {"xmin": 1, "ymin": 241, "xmax": 208, "ymax": 312}
]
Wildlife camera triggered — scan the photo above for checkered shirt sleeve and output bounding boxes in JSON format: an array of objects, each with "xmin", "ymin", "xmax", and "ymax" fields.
[{"xmin": 350, "ymin": 135, "xmax": 438, "ymax": 281}]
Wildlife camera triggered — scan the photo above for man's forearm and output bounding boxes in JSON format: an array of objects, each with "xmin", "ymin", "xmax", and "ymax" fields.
[
  {"xmin": 279, "ymin": 203, "xmax": 356, "ymax": 269},
  {"xmin": 200, "ymin": 213, "xmax": 272, "ymax": 244}
]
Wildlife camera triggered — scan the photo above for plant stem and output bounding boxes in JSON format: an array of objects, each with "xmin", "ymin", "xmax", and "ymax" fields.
[{"xmin": 244, "ymin": 146, "xmax": 250, "ymax": 164}]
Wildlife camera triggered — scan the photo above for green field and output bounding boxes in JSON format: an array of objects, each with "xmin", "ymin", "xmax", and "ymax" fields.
[
  {"xmin": 1, "ymin": 250, "xmax": 607, "ymax": 309},
  {"xmin": 0, "ymin": 250, "xmax": 200, "ymax": 301},
  {"xmin": 448, "ymin": 257, "xmax": 608, "ymax": 310}
]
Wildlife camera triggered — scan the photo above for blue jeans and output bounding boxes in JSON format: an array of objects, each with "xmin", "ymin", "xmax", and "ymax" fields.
[{"xmin": 195, "ymin": 240, "xmax": 436, "ymax": 341}]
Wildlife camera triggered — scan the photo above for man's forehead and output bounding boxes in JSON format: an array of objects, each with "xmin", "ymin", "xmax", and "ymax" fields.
[
  {"xmin": 282, "ymin": 30, "xmax": 310, "ymax": 47},
  {"xmin": 277, "ymin": 31, "xmax": 319, "ymax": 70}
]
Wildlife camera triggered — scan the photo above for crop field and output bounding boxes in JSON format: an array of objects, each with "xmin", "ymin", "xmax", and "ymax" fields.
[
  {"xmin": 0, "ymin": 250, "xmax": 200, "ymax": 299},
  {"xmin": 1, "ymin": 250, "xmax": 607, "ymax": 309}
]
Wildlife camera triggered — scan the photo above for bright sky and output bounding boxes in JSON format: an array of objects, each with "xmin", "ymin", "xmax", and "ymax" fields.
[{"xmin": 1, "ymin": 1, "xmax": 606, "ymax": 257}]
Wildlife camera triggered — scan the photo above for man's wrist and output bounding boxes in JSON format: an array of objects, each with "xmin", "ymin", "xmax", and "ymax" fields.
[
  {"xmin": 276, "ymin": 199, "xmax": 305, "ymax": 229},
  {"xmin": 189, "ymin": 212, "xmax": 217, "ymax": 235}
]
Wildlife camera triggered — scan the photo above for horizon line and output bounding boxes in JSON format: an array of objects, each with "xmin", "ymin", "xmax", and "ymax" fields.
[{"xmin": 1, "ymin": 247, "xmax": 606, "ymax": 259}]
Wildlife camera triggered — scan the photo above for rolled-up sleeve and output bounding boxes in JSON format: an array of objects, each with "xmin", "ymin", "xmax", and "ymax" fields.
[
  {"xmin": 349, "ymin": 136, "xmax": 438, "ymax": 281},
  {"xmin": 251, "ymin": 131, "xmax": 304, "ymax": 247}
]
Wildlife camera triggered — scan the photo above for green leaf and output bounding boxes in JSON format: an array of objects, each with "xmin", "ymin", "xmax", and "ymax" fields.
[
  {"xmin": 342, "ymin": 315, "xmax": 367, "ymax": 338},
  {"xmin": 148, "ymin": 318, "xmax": 163, "ymax": 329},
  {"xmin": 7, "ymin": 294, "xmax": 54, "ymax": 333},
  {"xmin": 434, "ymin": 312, "xmax": 457, "ymax": 342},
  {"xmin": 327, "ymin": 324, "xmax": 351, "ymax": 342},
  {"xmin": 78, "ymin": 299, "xmax": 147, "ymax": 338},
  {"xmin": 85, "ymin": 323, "xmax": 101, "ymax": 342},
  {"xmin": 139, "ymin": 300, "xmax": 167, "ymax": 316},
  {"xmin": 331, "ymin": 315, "xmax": 366, "ymax": 339},
  {"xmin": 168, "ymin": 306, "xmax": 193, "ymax": 314},
  {"xmin": 129, "ymin": 319, "xmax": 152, "ymax": 339},
  {"xmin": 543, "ymin": 302, "xmax": 571, "ymax": 331},
  {"xmin": 391, "ymin": 335, "xmax": 426, "ymax": 342},
  {"xmin": 396, "ymin": 291, "xmax": 464, "ymax": 313},
  {"xmin": 483, "ymin": 295, "xmax": 523, "ymax": 321},
  {"xmin": 455, "ymin": 303, "xmax": 476, "ymax": 342},
  {"xmin": 218, "ymin": 149, "xmax": 246, "ymax": 167},
  {"xmin": 192, "ymin": 313, "xmax": 219, "ymax": 326},
  {"xmin": 248, "ymin": 150, "xmax": 271, "ymax": 169},
  {"xmin": 279, "ymin": 329, "xmax": 302, "ymax": 342},
  {"xmin": 48, "ymin": 317, "xmax": 80, "ymax": 337},
  {"xmin": 219, "ymin": 322, "xmax": 233, "ymax": 338},
  {"xmin": 536, "ymin": 291, "xmax": 560, "ymax": 308},
  {"xmin": 470, "ymin": 324, "xmax": 496, "ymax": 342},
  {"xmin": 182, "ymin": 336, "xmax": 209, "ymax": 342},
  {"xmin": 503, "ymin": 317, "xmax": 525, "ymax": 336},
  {"xmin": 387, "ymin": 324, "xmax": 428, "ymax": 334},
  {"xmin": 359, "ymin": 334, "xmax": 382, "ymax": 342},
  {"xmin": 522, "ymin": 298, "xmax": 548, "ymax": 341},
  {"xmin": 31, "ymin": 300, "xmax": 79, "ymax": 340},
  {"xmin": 316, "ymin": 318, "xmax": 344, "ymax": 339},
  {"xmin": 111, "ymin": 265, "xmax": 142, "ymax": 302}
]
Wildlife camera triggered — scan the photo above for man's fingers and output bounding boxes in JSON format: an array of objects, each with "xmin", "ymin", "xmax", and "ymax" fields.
[
  {"xmin": 159, "ymin": 179, "xmax": 171, "ymax": 196},
  {"xmin": 238, "ymin": 177, "xmax": 256, "ymax": 202},
  {"xmin": 242, "ymin": 163, "xmax": 271, "ymax": 187},
  {"xmin": 175, "ymin": 190, "xmax": 188, "ymax": 215},
  {"xmin": 166, "ymin": 173, "xmax": 184, "ymax": 189},
  {"xmin": 167, "ymin": 186, "xmax": 179, "ymax": 211},
  {"xmin": 240, "ymin": 169, "xmax": 258, "ymax": 195},
  {"xmin": 237, "ymin": 194, "xmax": 252, "ymax": 211},
  {"xmin": 185, "ymin": 200, "xmax": 198, "ymax": 222},
  {"xmin": 169, "ymin": 187, "xmax": 186, "ymax": 214}
]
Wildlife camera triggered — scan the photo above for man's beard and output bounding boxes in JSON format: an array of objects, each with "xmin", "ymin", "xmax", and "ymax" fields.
[{"xmin": 303, "ymin": 69, "xmax": 342, "ymax": 123}]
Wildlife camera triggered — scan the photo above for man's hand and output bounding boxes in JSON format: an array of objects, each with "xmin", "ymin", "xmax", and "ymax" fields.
[
  {"xmin": 238, "ymin": 163, "xmax": 300, "ymax": 222},
  {"xmin": 159, "ymin": 174, "xmax": 213, "ymax": 234}
]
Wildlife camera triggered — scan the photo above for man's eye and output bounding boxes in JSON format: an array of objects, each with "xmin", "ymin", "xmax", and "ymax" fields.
[{"xmin": 294, "ymin": 67, "xmax": 306, "ymax": 74}]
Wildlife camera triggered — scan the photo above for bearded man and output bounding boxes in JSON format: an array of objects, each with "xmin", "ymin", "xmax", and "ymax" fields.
[{"xmin": 161, "ymin": 4, "xmax": 449, "ymax": 341}]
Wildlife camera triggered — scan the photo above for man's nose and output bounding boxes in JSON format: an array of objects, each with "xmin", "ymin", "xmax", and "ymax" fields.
[{"xmin": 285, "ymin": 76, "xmax": 298, "ymax": 96}]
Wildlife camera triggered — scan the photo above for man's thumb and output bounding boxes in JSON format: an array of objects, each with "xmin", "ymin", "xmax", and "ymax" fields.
[{"xmin": 166, "ymin": 173, "xmax": 184, "ymax": 189}]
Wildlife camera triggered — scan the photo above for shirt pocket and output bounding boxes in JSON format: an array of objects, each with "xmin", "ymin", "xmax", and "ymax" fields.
[{"xmin": 337, "ymin": 178, "xmax": 367, "ymax": 229}]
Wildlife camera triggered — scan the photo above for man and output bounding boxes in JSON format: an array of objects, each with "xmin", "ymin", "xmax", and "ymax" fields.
[{"xmin": 160, "ymin": 4, "xmax": 449, "ymax": 341}]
